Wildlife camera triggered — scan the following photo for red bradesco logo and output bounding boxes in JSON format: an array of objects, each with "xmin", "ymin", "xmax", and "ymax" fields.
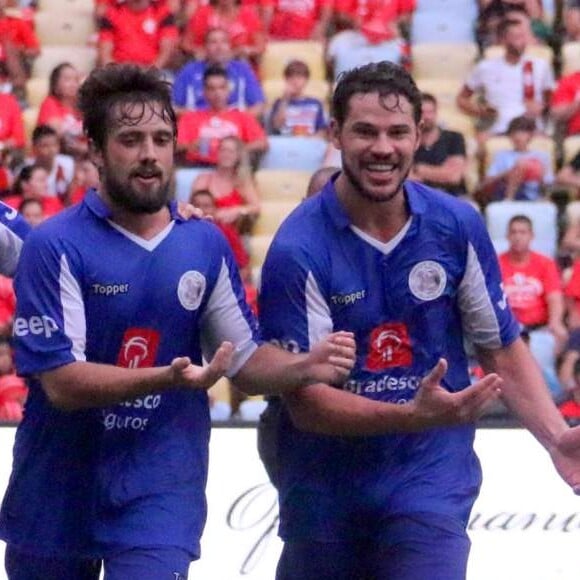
[
  {"xmin": 117, "ymin": 328, "xmax": 160, "ymax": 368},
  {"xmin": 366, "ymin": 322, "xmax": 412, "ymax": 370}
]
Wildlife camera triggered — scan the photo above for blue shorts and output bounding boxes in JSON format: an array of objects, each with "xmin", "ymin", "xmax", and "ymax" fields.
[
  {"xmin": 275, "ymin": 512, "xmax": 471, "ymax": 580},
  {"xmin": 5, "ymin": 545, "xmax": 191, "ymax": 580}
]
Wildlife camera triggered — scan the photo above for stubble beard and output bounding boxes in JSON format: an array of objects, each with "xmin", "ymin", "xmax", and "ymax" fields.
[
  {"xmin": 103, "ymin": 168, "xmax": 173, "ymax": 215},
  {"xmin": 341, "ymin": 156, "xmax": 409, "ymax": 204}
]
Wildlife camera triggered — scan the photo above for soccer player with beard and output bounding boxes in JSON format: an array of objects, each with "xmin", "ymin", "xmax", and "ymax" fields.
[
  {"xmin": 0, "ymin": 64, "xmax": 356, "ymax": 580},
  {"xmin": 258, "ymin": 61, "xmax": 580, "ymax": 580}
]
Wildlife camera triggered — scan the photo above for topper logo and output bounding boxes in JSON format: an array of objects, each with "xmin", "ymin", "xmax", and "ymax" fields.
[
  {"xmin": 13, "ymin": 315, "xmax": 58, "ymax": 339},
  {"xmin": 117, "ymin": 328, "xmax": 160, "ymax": 368},
  {"xmin": 366, "ymin": 322, "xmax": 412, "ymax": 370}
]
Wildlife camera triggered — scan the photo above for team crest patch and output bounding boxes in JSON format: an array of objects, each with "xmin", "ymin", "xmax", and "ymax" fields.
[
  {"xmin": 408, "ymin": 261, "xmax": 446, "ymax": 301},
  {"xmin": 177, "ymin": 271, "xmax": 206, "ymax": 311}
]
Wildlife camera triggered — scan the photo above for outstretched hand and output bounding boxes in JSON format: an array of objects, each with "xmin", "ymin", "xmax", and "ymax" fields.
[
  {"xmin": 307, "ymin": 331, "xmax": 356, "ymax": 386},
  {"xmin": 170, "ymin": 341, "xmax": 234, "ymax": 390},
  {"xmin": 407, "ymin": 359, "xmax": 503, "ymax": 431}
]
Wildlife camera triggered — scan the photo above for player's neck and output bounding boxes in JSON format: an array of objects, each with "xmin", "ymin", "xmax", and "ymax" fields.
[
  {"xmin": 338, "ymin": 187, "xmax": 409, "ymax": 243},
  {"xmin": 102, "ymin": 195, "xmax": 172, "ymax": 240}
]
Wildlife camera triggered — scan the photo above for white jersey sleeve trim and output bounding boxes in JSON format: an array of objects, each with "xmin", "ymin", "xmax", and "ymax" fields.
[
  {"xmin": 0, "ymin": 222, "xmax": 24, "ymax": 278},
  {"xmin": 200, "ymin": 258, "xmax": 258, "ymax": 377},
  {"xmin": 458, "ymin": 242, "xmax": 503, "ymax": 349},
  {"xmin": 59, "ymin": 254, "xmax": 87, "ymax": 361},
  {"xmin": 305, "ymin": 271, "xmax": 333, "ymax": 349}
]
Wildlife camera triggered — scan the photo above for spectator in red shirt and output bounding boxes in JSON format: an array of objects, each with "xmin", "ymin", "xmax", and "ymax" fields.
[
  {"xmin": 0, "ymin": 0, "xmax": 39, "ymax": 74},
  {"xmin": 0, "ymin": 336, "xmax": 27, "ymax": 423},
  {"xmin": 177, "ymin": 65, "xmax": 268, "ymax": 166},
  {"xmin": 499, "ymin": 214, "xmax": 567, "ymax": 345},
  {"xmin": 0, "ymin": 91, "xmax": 25, "ymax": 159},
  {"xmin": 37, "ymin": 63, "xmax": 87, "ymax": 158},
  {"xmin": 263, "ymin": 0, "xmax": 332, "ymax": 40},
  {"xmin": 551, "ymin": 71, "xmax": 580, "ymax": 137},
  {"xmin": 3, "ymin": 164, "xmax": 65, "ymax": 218},
  {"xmin": 97, "ymin": 0, "xmax": 179, "ymax": 69},
  {"xmin": 183, "ymin": 0, "xmax": 265, "ymax": 62}
]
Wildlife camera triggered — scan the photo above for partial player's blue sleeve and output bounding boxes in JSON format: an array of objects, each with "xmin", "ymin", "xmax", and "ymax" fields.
[
  {"xmin": 0, "ymin": 202, "xmax": 30, "ymax": 277},
  {"xmin": 199, "ymin": 229, "xmax": 261, "ymax": 376},
  {"xmin": 259, "ymin": 236, "xmax": 333, "ymax": 354},
  {"xmin": 457, "ymin": 206, "xmax": 520, "ymax": 349},
  {"xmin": 13, "ymin": 227, "xmax": 85, "ymax": 376}
]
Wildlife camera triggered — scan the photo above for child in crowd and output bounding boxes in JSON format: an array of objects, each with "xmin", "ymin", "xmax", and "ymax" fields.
[
  {"xmin": 268, "ymin": 60, "xmax": 327, "ymax": 138},
  {"xmin": 480, "ymin": 115, "xmax": 553, "ymax": 202}
]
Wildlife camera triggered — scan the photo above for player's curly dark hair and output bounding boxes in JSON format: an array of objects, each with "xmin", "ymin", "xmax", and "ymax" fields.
[
  {"xmin": 78, "ymin": 64, "xmax": 177, "ymax": 150},
  {"xmin": 332, "ymin": 61, "xmax": 422, "ymax": 127}
]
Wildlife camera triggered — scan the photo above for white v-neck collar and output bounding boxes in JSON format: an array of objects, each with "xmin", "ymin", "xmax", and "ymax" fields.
[
  {"xmin": 107, "ymin": 219, "xmax": 176, "ymax": 252},
  {"xmin": 350, "ymin": 217, "xmax": 412, "ymax": 256}
]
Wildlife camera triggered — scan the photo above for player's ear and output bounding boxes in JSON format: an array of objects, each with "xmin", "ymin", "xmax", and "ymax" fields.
[
  {"xmin": 88, "ymin": 140, "xmax": 104, "ymax": 171},
  {"xmin": 329, "ymin": 118, "xmax": 342, "ymax": 151}
]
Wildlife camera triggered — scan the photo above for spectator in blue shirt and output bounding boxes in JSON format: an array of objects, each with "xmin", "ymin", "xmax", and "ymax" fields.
[{"xmin": 172, "ymin": 27, "xmax": 265, "ymax": 118}]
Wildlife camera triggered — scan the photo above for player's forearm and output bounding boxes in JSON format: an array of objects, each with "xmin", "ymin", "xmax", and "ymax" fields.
[
  {"xmin": 232, "ymin": 343, "xmax": 314, "ymax": 395},
  {"xmin": 40, "ymin": 360, "xmax": 176, "ymax": 411},
  {"xmin": 477, "ymin": 339, "xmax": 568, "ymax": 450},
  {"xmin": 284, "ymin": 383, "xmax": 415, "ymax": 436},
  {"xmin": 416, "ymin": 159, "xmax": 466, "ymax": 185}
]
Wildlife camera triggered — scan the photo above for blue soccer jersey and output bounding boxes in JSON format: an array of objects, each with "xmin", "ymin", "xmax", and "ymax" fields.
[
  {"xmin": 0, "ymin": 190, "xmax": 259, "ymax": 558},
  {"xmin": 0, "ymin": 201, "xmax": 30, "ymax": 277},
  {"xmin": 258, "ymin": 179, "xmax": 520, "ymax": 541}
]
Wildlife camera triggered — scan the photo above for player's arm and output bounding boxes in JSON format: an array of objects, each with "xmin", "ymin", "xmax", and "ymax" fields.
[
  {"xmin": 413, "ymin": 155, "xmax": 466, "ymax": 186},
  {"xmin": 40, "ymin": 344, "xmax": 234, "ymax": 411}
]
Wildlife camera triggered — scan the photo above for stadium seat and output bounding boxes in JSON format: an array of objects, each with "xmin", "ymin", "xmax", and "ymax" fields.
[
  {"xmin": 261, "ymin": 41, "xmax": 325, "ymax": 81},
  {"xmin": 261, "ymin": 79, "xmax": 330, "ymax": 107},
  {"xmin": 34, "ymin": 11, "xmax": 95, "ymax": 46},
  {"xmin": 32, "ymin": 46, "xmax": 97, "ymax": 78},
  {"xmin": 563, "ymin": 135, "xmax": 580, "ymax": 164},
  {"xmin": 411, "ymin": 11, "xmax": 477, "ymax": 44},
  {"xmin": 259, "ymin": 136, "xmax": 327, "ymax": 170},
  {"xmin": 255, "ymin": 169, "xmax": 311, "ymax": 202},
  {"xmin": 485, "ymin": 200, "xmax": 558, "ymax": 257},
  {"xmin": 252, "ymin": 200, "xmax": 300, "ymax": 235},
  {"xmin": 248, "ymin": 234, "xmax": 274, "ymax": 268},
  {"xmin": 483, "ymin": 135, "xmax": 556, "ymax": 171},
  {"xmin": 415, "ymin": 78, "xmax": 463, "ymax": 111},
  {"xmin": 562, "ymin": 42, "xmax": 580, "ymax": 77},
  {"xmin": 331, "ymin": 39, "xmax": 403, "ymax": 80},
  {"xmin": 37, "ymin": 0, "xmax": 93, "ymax": 11},
  {"xmin": 173, "ymin": 168, "xmax": 206, "ymax": 202},
  {"xmin": 437, "ymin": 109, "xmax": 476, "ymax": 139},
  {"xmin": 415, "ymin": 0, "xmax": 478, "ymax": 14},
  {"xmin": 26, "ymin": 78, "xmax": 49, "ymax": 108},
  {"xmin": 412, "ymin": 43, "xmax": 478, "ymax": 81}
]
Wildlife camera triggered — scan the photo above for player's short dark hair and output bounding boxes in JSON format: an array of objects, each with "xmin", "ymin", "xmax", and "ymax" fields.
[
  {"xmin": 203, "ymin": 64, "xmax": 228, "ymax": 85},
  {"xmin": 32, "ymin": 124, "xmax": 58, "ymax": 144},
  {"xmin": 77, "ymin": 64, "xmax": 177, "ymax": 151},
  {"xmin": 332, "ymin": 61, "xmax": 422, "ymax": 128},
  {"xmin": 507, "ymin": 115, "xmax": 536, "ymax": 134},
  {"xmin": 508, "ymin": 214, "xmax": 533, "ymax": 230}
]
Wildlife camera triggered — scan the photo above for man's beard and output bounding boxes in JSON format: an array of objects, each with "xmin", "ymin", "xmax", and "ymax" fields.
[
  {"xmin": 341, "ymin": 156, "xmax": 409, "ymax": 204},
  {"xmin": 103, "ymin": 166, "xmax": 173, "ymax": 214}
]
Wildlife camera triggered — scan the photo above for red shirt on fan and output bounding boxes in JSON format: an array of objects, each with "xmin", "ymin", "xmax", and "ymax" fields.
[
  {"xmin": 498, "ymin": 251, "xmax": 561, "ymax": 327},
  {"xmin": 0, "ymin": 94, "xmax": 25, "ymax": 150},
  {"xmin": 266, "ymin": 0, "xmax": 331, "ymax": 39},
  {"xmin": 551, "ymin": 72, "xmax": 580, "ymax": 136},
  {"xmin": 98, "ymin": 3, "xmax": 179, "ymax": 65},
  {"xmin": 177, "ymin": 109, "xmax": 266, "ymax": 165},
  {"xmin": 0, "ymin": 11, "xmax": 39, "ymax": 54},
  {"xmin": 333, "ymin": 0, "xmax": 415, "ymax": 42},
  {"xmin": 185, "ymin": 5, "xmax": 263, "ymax": 52},
  {"xmin": 37, "ymin": 96, "xmax": 84, "ymax": 140}
]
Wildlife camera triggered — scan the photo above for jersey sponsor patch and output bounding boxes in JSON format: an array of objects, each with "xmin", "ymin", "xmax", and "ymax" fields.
[
  {"xmin": 366, "ymin": 322, "xmax": 412, "ymax": 370},
  {"xmin": 408, "ymin": 260, "xmax": 447, "ymax": 301},
  {"xmin": 177, "ymin": 270, "xmax": 206, "ymax": 311},
  {"xmin": 117, "ymin": 328, "xmax": 160, "ymax": 368}
]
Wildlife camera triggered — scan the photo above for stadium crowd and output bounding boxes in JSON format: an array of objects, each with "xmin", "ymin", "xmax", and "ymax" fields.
[{"xmin": 0, "ymin": 0, "xmax": 579, "ymax": 423}]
